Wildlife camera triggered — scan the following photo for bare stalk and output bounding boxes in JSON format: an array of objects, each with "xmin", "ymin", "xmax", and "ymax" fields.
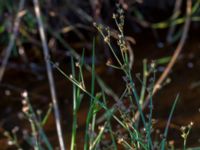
[
  {"xmin": 0, "ymin": 0, "xmax": 25, "ymax": 82},
  {"xmin": 134, "ymin": 0, "xmax": 192, "ymax": 121},
  {"xmin": 33, "ymin": 0, "xmax": 65, "ymax": 149}
]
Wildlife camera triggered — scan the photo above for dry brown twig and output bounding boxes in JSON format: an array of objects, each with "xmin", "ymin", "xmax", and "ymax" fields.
[
  {"xmin": 33, "ymin": 0, "xmax": 65, "ymax": 149},
  {"xmin": 0, "ymin": 0, "xmax": 25, "ymax": 82},
  {"xmin": 134, "ymin": 0, "xmax": 192, "ymax": 121}
]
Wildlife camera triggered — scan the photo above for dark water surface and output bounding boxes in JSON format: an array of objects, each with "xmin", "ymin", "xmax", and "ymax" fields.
[{"xmin": 0, "ymin": 30, "xmax": 200, "ymax": 149}]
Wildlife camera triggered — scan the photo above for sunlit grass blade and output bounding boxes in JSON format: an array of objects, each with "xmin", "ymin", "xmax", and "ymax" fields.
[{"xmin": 42, "ymin": 103, "xmax": 53, "ymax": 126}]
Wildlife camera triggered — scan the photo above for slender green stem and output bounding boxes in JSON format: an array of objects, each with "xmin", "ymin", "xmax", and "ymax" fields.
[
  {"xmin": 97, "ymin": 29, "xmax": 123, "ymax": 67},
  {"xmin": 70, "ymin": 57, "xmax": 77, "ymax": 150},
  {"xmin": 139, "ymin": 59, "xmax": 147, "ymax": 105},
  {"xmin": 42, "ymin": 103, "xmax": 53, "ymax": 126},
  {"xmin": 161, "ymin": 95, "xmax": 179, "ymax": 150},
  {"xmin": 29, "ymin": 118, "xmax": 39, "ymax": 150}
]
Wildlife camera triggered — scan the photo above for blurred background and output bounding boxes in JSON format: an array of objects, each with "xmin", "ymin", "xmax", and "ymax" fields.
[{"xmin": 0, "ymin": 0, "xmax": 200, "ymax": 149}]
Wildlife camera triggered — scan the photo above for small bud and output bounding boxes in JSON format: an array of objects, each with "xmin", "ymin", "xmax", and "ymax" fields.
[
  {"xmin": 154, "ymin": 84, "xmax": 161, "ymax": 90},
  {"xmin": 21, "ymin": 91, "xmax": 28, "ymax": 98},
  {"xmin": 112, "ymin": 14, "xmax": 117, "ymax": 19},
  {"xmin": 7, "ymin": 140, "xmax": 14, "ymax": 146},
  {"xmin": 120, "ymin": 15, "xmax": 125, "ymax": 20},
  {"xmin": 97, "ymin": 24, "xmax": 103, "ymax": 30},
  {"xmin": 151, "ymin": 62, "xmax": 156, "ymax": 69},
  {"xmin": 169, "ymin": 140, "xmax": 174, "ymax": 146},
  {"xmin": 118, "ymin": 8, "xmax": 124, "ymax": 14},
  {"xmin": 181, "ymin": 126, "xmax": 186, "ymax": 131},
  {"xmin": 36, "ymin": 109, "xmax": 42, "ymax": 115},
  {"xmin": 75, "ymin": 62, "xmax": 80, "ymax": 67},
  {"xmin": 3, "ymin": 131, "xmax": 9, "ymax": 137},
  {"xmin": 188, "ymin": 122, "xmax": 194, "ymax": 128},
  {"xmin": 93, "ymin": 22, "xmax": 97, "ymax": 27},
  {"xmin": 22, "ymin": 106, "xmax": 29, "ymax": 113},
  {"xmin": 144, "ymin": 71, "xmax": 149, "ymax": 77},
  {"xmin": 106, "ymin": 59, "xmax": 112, "ymax": 66},
  {"xmin": 104, "ymin": 36, "xmax": 110, "ymax": 43},
  {"xmin": 98, "ymin": 126, "xmax": 104, "ymax": 131},
  {"xmin": 22, "ymin": 99, "xmax": 27, "ymax": 105},
  {"xmin": 105, "ymin": 26, "xmax": 110, "ymax": 31},
  {"xmin": 117, "ymin": 138, "xmax": 124, "ymax": 144},
  {"xmin": 118, "ymin": 34, "xmax": 122, "ymax": 39}
]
